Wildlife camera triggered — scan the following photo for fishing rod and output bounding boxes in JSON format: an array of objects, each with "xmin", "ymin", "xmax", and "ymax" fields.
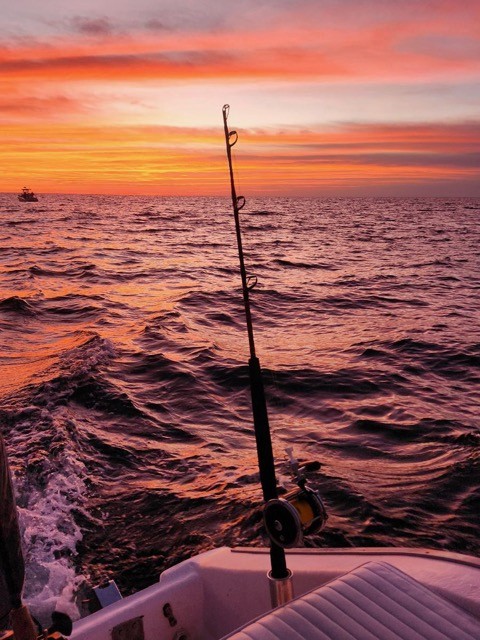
[
  {"xmin": 222, "ymin": 104, "xmax": 291, "ymax": 604},
  {"xmin": 222, "ymin": 105, "xmax": 328, "ymax": 607}
]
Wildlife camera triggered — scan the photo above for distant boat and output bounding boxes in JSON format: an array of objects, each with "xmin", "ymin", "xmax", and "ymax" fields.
[{"xmin": 18, "ymin": 187, "xmax": 38, "ymax": 202}]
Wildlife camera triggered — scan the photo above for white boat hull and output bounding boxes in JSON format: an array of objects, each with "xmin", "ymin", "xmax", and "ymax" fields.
[{"xmin": 71, "ymin": 546, "xmax": 480, "ymax": 640}]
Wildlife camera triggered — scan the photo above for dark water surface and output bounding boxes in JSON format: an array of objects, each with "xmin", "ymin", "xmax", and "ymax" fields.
[{"xmin": 1, "ymin": 194, "xmax": 479, "ymax": 621}]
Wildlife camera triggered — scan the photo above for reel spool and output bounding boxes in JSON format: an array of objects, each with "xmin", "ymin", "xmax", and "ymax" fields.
[{"xmin": 263, "ymin": 485, "xmax": 327, "ymax": 548}]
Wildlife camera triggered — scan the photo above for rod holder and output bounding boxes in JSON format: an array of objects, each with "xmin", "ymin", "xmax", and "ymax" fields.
[{"xmin": 268, "ymin": 569, "xmax": 294, "ymax": 608}]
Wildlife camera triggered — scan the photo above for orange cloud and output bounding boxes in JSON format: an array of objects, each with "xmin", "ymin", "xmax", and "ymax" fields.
[
  {"xmin": 1, "ymin": 2, "xmax": 478, "ymax": 196},
  {"xmin": 1, "ymin": 121, "xmax": 478, "ymax": 196},
  {"xmin": 0, "ymin": 93, "xmax": 84, "ymax": 119}
]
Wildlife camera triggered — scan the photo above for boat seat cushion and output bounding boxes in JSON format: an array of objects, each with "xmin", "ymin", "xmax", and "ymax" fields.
[{"xmin": 222, "ymin": 561, "xmax": 480, "ymax": 640}]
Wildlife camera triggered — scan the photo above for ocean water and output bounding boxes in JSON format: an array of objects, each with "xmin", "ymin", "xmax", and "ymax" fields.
[{"xmin": 0, "ymin": 194, "xmax": 479, "ymax": 622}]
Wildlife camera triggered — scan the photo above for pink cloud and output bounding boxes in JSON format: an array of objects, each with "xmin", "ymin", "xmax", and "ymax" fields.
[{"xmin": 1, "ymin": 1, "xmax": 479, "ymax": 84}]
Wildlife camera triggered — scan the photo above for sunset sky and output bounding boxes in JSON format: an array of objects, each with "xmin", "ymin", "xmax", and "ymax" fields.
[{"xmin": 1, "ymin": 0, "xmax": 479, "ymax": 196}]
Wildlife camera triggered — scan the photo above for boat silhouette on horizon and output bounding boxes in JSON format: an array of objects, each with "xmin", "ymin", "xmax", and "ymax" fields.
[{"xmin": 18, "ymin": 187, "xmax": 38, "ymax": 202}]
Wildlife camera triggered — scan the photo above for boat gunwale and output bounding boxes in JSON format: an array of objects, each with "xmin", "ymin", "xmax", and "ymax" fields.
[{"xmin": 231, "ymin": 546, "xmax": 480, "ymax": 569}]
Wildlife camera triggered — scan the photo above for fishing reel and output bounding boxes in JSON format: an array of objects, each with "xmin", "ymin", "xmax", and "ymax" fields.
[{"xmin": 263, "ymin": 449, "xmax": 327, "ymax": 548}]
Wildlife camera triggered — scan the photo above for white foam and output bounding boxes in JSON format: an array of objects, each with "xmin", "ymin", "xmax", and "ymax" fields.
[
  {"xmin": 16, "ymin": 451, "xmax": 88, "ymax": 625},
  {"xmin": 8, "ymin": 334, "xmax": 117, "ymax": 626}
]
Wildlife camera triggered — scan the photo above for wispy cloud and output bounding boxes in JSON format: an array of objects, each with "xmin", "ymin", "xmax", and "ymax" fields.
[
  {"xmin": 2, "ymin": 120, "xmax": 478, "ymax": 195},
  {"xmin": 0, "ymin": 93, "xmax": 84, "ymax": 119},
  {"xmin": 0, "ymin": 0, "xmax": 479, "ymax": 195},
  {"xmin": 70, "ymin": 16, "xmax": 114, "ymax": 36},
  {"xmin": 1, "ymin": 2, "xmax": 479, "ymax": 83}
]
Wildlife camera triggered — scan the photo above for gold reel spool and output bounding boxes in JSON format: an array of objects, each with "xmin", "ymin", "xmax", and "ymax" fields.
[{"xmin": 263, "ymin": 486, "xmax": 327, "ymax": 548}]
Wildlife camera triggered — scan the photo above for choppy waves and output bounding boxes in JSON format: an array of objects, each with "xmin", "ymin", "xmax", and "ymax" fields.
[{"xmin": 0, "ymin": 194, "xmax": 479, "ymax": 622}]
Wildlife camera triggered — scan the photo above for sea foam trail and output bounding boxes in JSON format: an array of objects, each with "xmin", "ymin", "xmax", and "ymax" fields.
[
  {"xmin": 3, "ymin": 404, "xmax": 88, "ymax": 623},
  {"xmin": 1, "ymin": 333, "xmax": 117, "ymax": 622},
  {"xmin": 17, "ymin": 448, "xmax": 87, "ymax": 623}
]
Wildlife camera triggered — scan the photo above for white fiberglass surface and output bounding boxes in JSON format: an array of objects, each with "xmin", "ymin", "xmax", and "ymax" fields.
[{"xmin": 70, "ymin": 547, "xmax": 480, "ymax": 640}]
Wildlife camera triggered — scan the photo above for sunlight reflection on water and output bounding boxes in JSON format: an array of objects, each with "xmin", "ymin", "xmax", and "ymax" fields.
[{"xmin": 0, "ymin": 193, "xmax": 479, "ymax": 615}]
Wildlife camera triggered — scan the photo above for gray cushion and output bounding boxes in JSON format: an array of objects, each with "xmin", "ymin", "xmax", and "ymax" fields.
[{"xmin": 223, "ymin": 561, "xmax": 480, "ymax": 639}]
